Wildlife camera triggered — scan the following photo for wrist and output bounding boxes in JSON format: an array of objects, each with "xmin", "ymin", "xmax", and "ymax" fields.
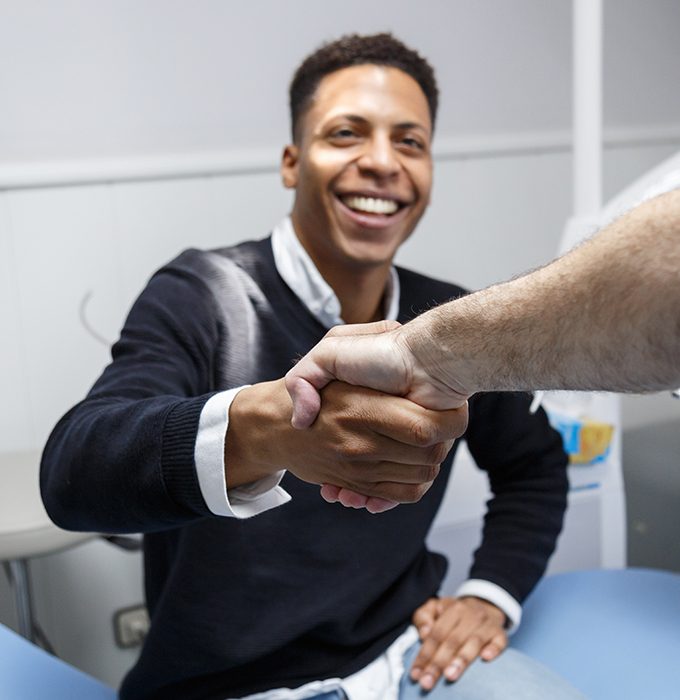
[
  {"xmin": 225, "ymin": 380, "xmax": 289, "ymax": 488},
  {"xmin": 398, "ymin": 309, "xmax": 474, "ymax": 404},
  {"xmin": 462, "ymin": 595, "xmax": 507, "ymax": 627}
]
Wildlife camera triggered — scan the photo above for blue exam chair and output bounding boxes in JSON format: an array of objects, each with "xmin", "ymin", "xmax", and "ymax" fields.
[
  {"xmin": 0, "ymin": 622, "xmax": 115, "ymax": 699},
  {"xmin": 511, "ymin": 568, "xmax": 680, "ymax": 699}
]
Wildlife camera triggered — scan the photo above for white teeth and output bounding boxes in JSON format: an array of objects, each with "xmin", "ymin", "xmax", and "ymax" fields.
[{"xmin": 343, "ymin": 195, "xmax": 399, "ymax": 215}]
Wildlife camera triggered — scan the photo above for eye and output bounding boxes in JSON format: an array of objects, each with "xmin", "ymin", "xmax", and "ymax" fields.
[
  {"xmin": 331, "ymin": 127, "xmax": 358, "ymax": 139},
  {"xmin": 399, "ymin": 136, "xmax": 425, "ymax": 151},
  {"xmin": 327, "ymin": 126, "xmax": 363, "ymax": 147}
]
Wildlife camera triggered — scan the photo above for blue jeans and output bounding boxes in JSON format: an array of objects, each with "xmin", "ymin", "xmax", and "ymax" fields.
[
  {"xmin": 397, "ymin": 643, "xmax": 585, "ymax": 699},
  {"xmin": 308, "ymin": 643, "xmax": 585, "ymax": 699}
]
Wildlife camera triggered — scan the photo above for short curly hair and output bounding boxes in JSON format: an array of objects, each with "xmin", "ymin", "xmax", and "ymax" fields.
[{"xmin": 289, "ymin": 32, "xmax": 438, "ymax": 142}]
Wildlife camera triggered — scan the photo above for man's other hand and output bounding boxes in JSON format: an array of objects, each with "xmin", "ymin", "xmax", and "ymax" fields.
[{"xmin": 410, "ymin": 596, "xmax": 507, "ymax": 691}]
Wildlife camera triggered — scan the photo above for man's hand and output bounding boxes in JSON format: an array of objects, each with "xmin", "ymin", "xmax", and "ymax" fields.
[
  {"xmin": 226, "ymin": 379, "xmax": 467, "ymax": 511},
  {"xmin": 410, "ymin": 596, "xmax": 507, "ymax": 691},
  {"xmin": 285, "ymin": 321, "xmax": 469, "ymax": 430}
]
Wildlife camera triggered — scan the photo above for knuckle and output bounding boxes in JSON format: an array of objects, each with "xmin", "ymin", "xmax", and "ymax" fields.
[
  {"xmin": 428, "ymin": 626, "xmax": 447, "ymax": 645},
  {"xmin": 324, "ymin": 326, "xmax": 345, "ymax": 338},
  {"xmin": 405, "ymin": 482, "xmax": 432, "ymax": 503},
  {"xmin": 380, "ymin": 480, "xmax": 434, "ymax": 504},
  {"xmin": 451, "ymin": 598, "xmax": 466, "ymax": 613},
  {"xmin": 441, "ymin": 636, "xmax": 460, "ymax": 654},
  {"xmin": 410, "ymin": 417, "xmax": 437, "ymax": 446},
  {"xmin": 331, "ymin": 457, "xmax": 364, "ymax": 484},
  {"xmin": 447, "ymin": 405, "xmax": 469, "ymax": 431},
  {"xmin": 426, "ymin": 442, "xmax": 449, "ymax": 465},
  {"xmin": 422, "ymin": 463, "xmax": 440, "ymax": 482},
  {"xmin": 334, "ymin": 436, "xmax": 369, "ymax": 461},
  {"xmin": 466, "ymin": 635, "xmax": 483, "ymax": 652}
]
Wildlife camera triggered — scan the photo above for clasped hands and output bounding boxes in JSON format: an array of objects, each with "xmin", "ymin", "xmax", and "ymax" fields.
[{"xmin": 283, "ymin": 320, "xmax": 470, "ymax": 512}]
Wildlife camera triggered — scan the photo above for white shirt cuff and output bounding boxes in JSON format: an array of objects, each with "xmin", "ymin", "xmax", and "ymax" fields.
[
  {"xmin": 195, "ymin": 388, "xmax": 291, "ymax": 519},
  {"xmin": 455, "ymin": 579, "xmax": 522, "ymax": 634}
]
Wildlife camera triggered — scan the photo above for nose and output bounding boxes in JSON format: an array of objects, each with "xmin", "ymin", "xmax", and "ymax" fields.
[{"xmin": 356, "ymin": 133, "xmax": 400, "ymax": 180}]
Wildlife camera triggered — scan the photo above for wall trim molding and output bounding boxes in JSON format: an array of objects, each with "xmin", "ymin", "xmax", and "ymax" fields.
[{"xmin": 2, "ymin": 124, "xmax": 679, "ymax": 191}]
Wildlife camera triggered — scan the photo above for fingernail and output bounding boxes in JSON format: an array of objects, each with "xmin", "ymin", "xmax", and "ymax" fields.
[
  {"xmin": 410, "ymin": 667, "xmax": 422, "ymax": 681},
  {"xmin": 420, "ymin": 625, "xmax": 431, "ymax": 638},
  {"xmin": 420, "ymin": 673, "xmax": 434, "ymax": 690},
  {"xmin": 445, "ymin": 660, "xmax": 463, "ymax": 682}
]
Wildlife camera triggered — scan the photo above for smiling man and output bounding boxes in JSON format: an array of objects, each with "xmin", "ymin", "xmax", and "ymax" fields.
[{"xmin": 41, "ymin": 34, "xmax": 581, "ymax": 699}]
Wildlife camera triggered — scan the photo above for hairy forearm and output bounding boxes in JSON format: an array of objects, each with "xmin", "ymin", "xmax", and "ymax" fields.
[{"xmin": 402, "ymin": 189, "xmax": 680, "ymax": 394}]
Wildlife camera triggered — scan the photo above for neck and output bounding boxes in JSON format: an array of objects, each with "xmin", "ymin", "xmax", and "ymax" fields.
[
  {"xmin": 311, "ymin": 260, "xmax": 388, "ymax": 324},
  {"xmin": 289, "ymin": 218, "xmax": 393, "ymax": 324}
]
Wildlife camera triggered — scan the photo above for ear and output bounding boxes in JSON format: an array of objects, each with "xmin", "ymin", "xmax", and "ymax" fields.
[{"xmin": 281, "ymin": 145, "xmax": 299, "ymax": 189}]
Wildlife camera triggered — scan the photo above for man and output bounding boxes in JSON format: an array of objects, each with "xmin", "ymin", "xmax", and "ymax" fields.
[
  {"xmin": 286, "ymin": 188, "xmax": 680, "ymax": 428},
  {"xmin": 41, "ymin": 34, "xmax": 579, "ymax": 699}
]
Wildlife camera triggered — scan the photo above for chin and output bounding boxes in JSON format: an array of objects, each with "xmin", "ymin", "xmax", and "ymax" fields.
[{"xmin": 342, "ymin": 245, "xmax": 398, "ymax": 269}]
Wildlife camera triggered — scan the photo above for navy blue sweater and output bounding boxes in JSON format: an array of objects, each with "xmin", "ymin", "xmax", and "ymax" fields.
[{"xmin": 41, "ymin": 238, "xmax": 568, "ymax": 699}]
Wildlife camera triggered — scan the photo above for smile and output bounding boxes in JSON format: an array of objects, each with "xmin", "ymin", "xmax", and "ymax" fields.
[{"xmin": 341, "ymin": 195, "xmax": 401, "ymax": 215}]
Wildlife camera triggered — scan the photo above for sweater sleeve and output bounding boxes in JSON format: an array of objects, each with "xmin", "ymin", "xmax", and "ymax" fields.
[
  {"xmin": 462, "ymin": 391, "xmax": 569, "ymax": 604},
  {"xmin": 41, "ymin": 263, "xmax": 223, "ymax": 534}
]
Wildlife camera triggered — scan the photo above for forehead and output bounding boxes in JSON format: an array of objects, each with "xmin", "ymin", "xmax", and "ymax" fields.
[{"xmin": 305, "ymin": 64, "xmax": 432, "ymax": 134}]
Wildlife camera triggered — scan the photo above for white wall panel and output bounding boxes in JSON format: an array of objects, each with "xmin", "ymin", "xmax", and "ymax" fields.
[
  {"xmin": 110, "ymin": 177, "xmax": 223, "ymax": 316},
  {"xmin": 208, "ymin": 171, "xmax": 294, "ymax": 244},
  {"xmin": 397, "ymin": 152, "xmax": 572, "ymax": 290},
  {"xmin": 0, "ymin": 195, "xmax": 34, "ymax": 450},
  {"xmin": 2, "ymin": 1, "xmax": 678, "ymax": 164},
  {"xmin": 7, "ymin": 187, "xmax": 119, "ymax": 448},
  {"xmin": 31, "ymin": 539, "xmax": 143, "ymax": 688},
  {"xmin": 603, "ymin": 142, "xmax": 680, "ymax": 429},
  {"xmin": 109, "ymin": 172, "xmax": 294, "ymax": 315}
]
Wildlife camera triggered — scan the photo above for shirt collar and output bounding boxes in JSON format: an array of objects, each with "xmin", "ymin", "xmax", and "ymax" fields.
[{"xmin": 271, "ymin": 216, "xmax": 400, "ymax": 329}]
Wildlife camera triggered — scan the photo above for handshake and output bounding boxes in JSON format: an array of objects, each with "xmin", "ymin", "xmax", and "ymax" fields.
[{"xmin": 284, "ymin": 319, "xmax": 472, "ymax": 513}]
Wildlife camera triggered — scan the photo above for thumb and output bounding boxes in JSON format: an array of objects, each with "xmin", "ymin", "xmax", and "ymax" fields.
[
  {"xmin": 285, "ymin": 373, "xmax": 325, "ymax": 429},
  {"xmin": 285, "ymin": 341, "xmax": 340, "ymax": 428},
  {"xmin": 324, "ymin": 319, "xmax": 401, "ymax": 338}
]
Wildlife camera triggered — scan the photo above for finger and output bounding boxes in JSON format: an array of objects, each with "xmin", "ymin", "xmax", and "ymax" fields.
[
  {"xmin": 480, "ymin": 631, "xmax": 507, "ymax": 661},
  {"xmin": 319, "ymin": 484, "xmax": 341, "ymax": 503},
  {"xmin": 364, "ymin": 496, "xmax": 399, "ymax": 513},
  {"xmin": 325, "ymin": 320, "xmax": 401, "ymax": 338},
  {"xmin": 352, "ymin": 460, "xmax": 442, "ymax": 485},
  {"xmin": 323, "ymin": 485, "xmax": 399, "ymax": 513},
  {"xmin": 336, "ymin": 489, "xmax": 368, "ymax": 509},
  {"xmin": 323, "ymin": 428, "xmax": 452, "ymax": 469},
  {"xmin": 413, "ymin": 599, "xmax": 439, "ymax": 639},
  {"xmin": 410, "ymin": 611, "xmax": 461, "ymax": 685},
  {"xmin": 328, "ymin": 477, "xmax": 435, "ymax": 508},
  {"xmin": 371, "ymin": 404, "xmax": 468, "ymax": 447},
  {"xmin": 440, "ymin": 634, "xmax": 485, "ymax": 683}
]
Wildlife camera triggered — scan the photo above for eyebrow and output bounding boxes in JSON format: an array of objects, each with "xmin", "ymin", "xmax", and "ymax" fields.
[{"xmin": 341, "ymin": 114, "xmax": 430, "ymax": 134}]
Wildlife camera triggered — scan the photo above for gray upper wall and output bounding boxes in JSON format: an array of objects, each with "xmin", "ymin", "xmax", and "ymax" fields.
[{"xmin": 0, "ymin": 0, "xmax": 678, "ymax": 163}]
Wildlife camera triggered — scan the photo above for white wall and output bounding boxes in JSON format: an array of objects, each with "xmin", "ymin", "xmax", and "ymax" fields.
[
  {"xmin": 1, "ymin": 0, "xmax": 679, "ymax": 163},
  {"xmin": 1, "ymin": 0, "xmax": 679, "ymax": 688}
]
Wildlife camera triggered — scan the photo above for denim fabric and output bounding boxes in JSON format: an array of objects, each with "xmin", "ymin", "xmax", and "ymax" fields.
[{"xmin": 397, "ymin": 643, "xmax": 586, "ymax": 699}]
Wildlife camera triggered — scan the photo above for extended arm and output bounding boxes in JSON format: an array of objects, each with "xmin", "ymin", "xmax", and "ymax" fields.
[
  {"xmin": 41, "ymin": 264, "xmax": 466, "ymax": 533},
  {"xmin": 404, "ymin": 188, "xmax": 680, "ymax": 397},
  {"xmin": 286, "ymin": 189, "xmax": 680, "ymax": 425}
]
